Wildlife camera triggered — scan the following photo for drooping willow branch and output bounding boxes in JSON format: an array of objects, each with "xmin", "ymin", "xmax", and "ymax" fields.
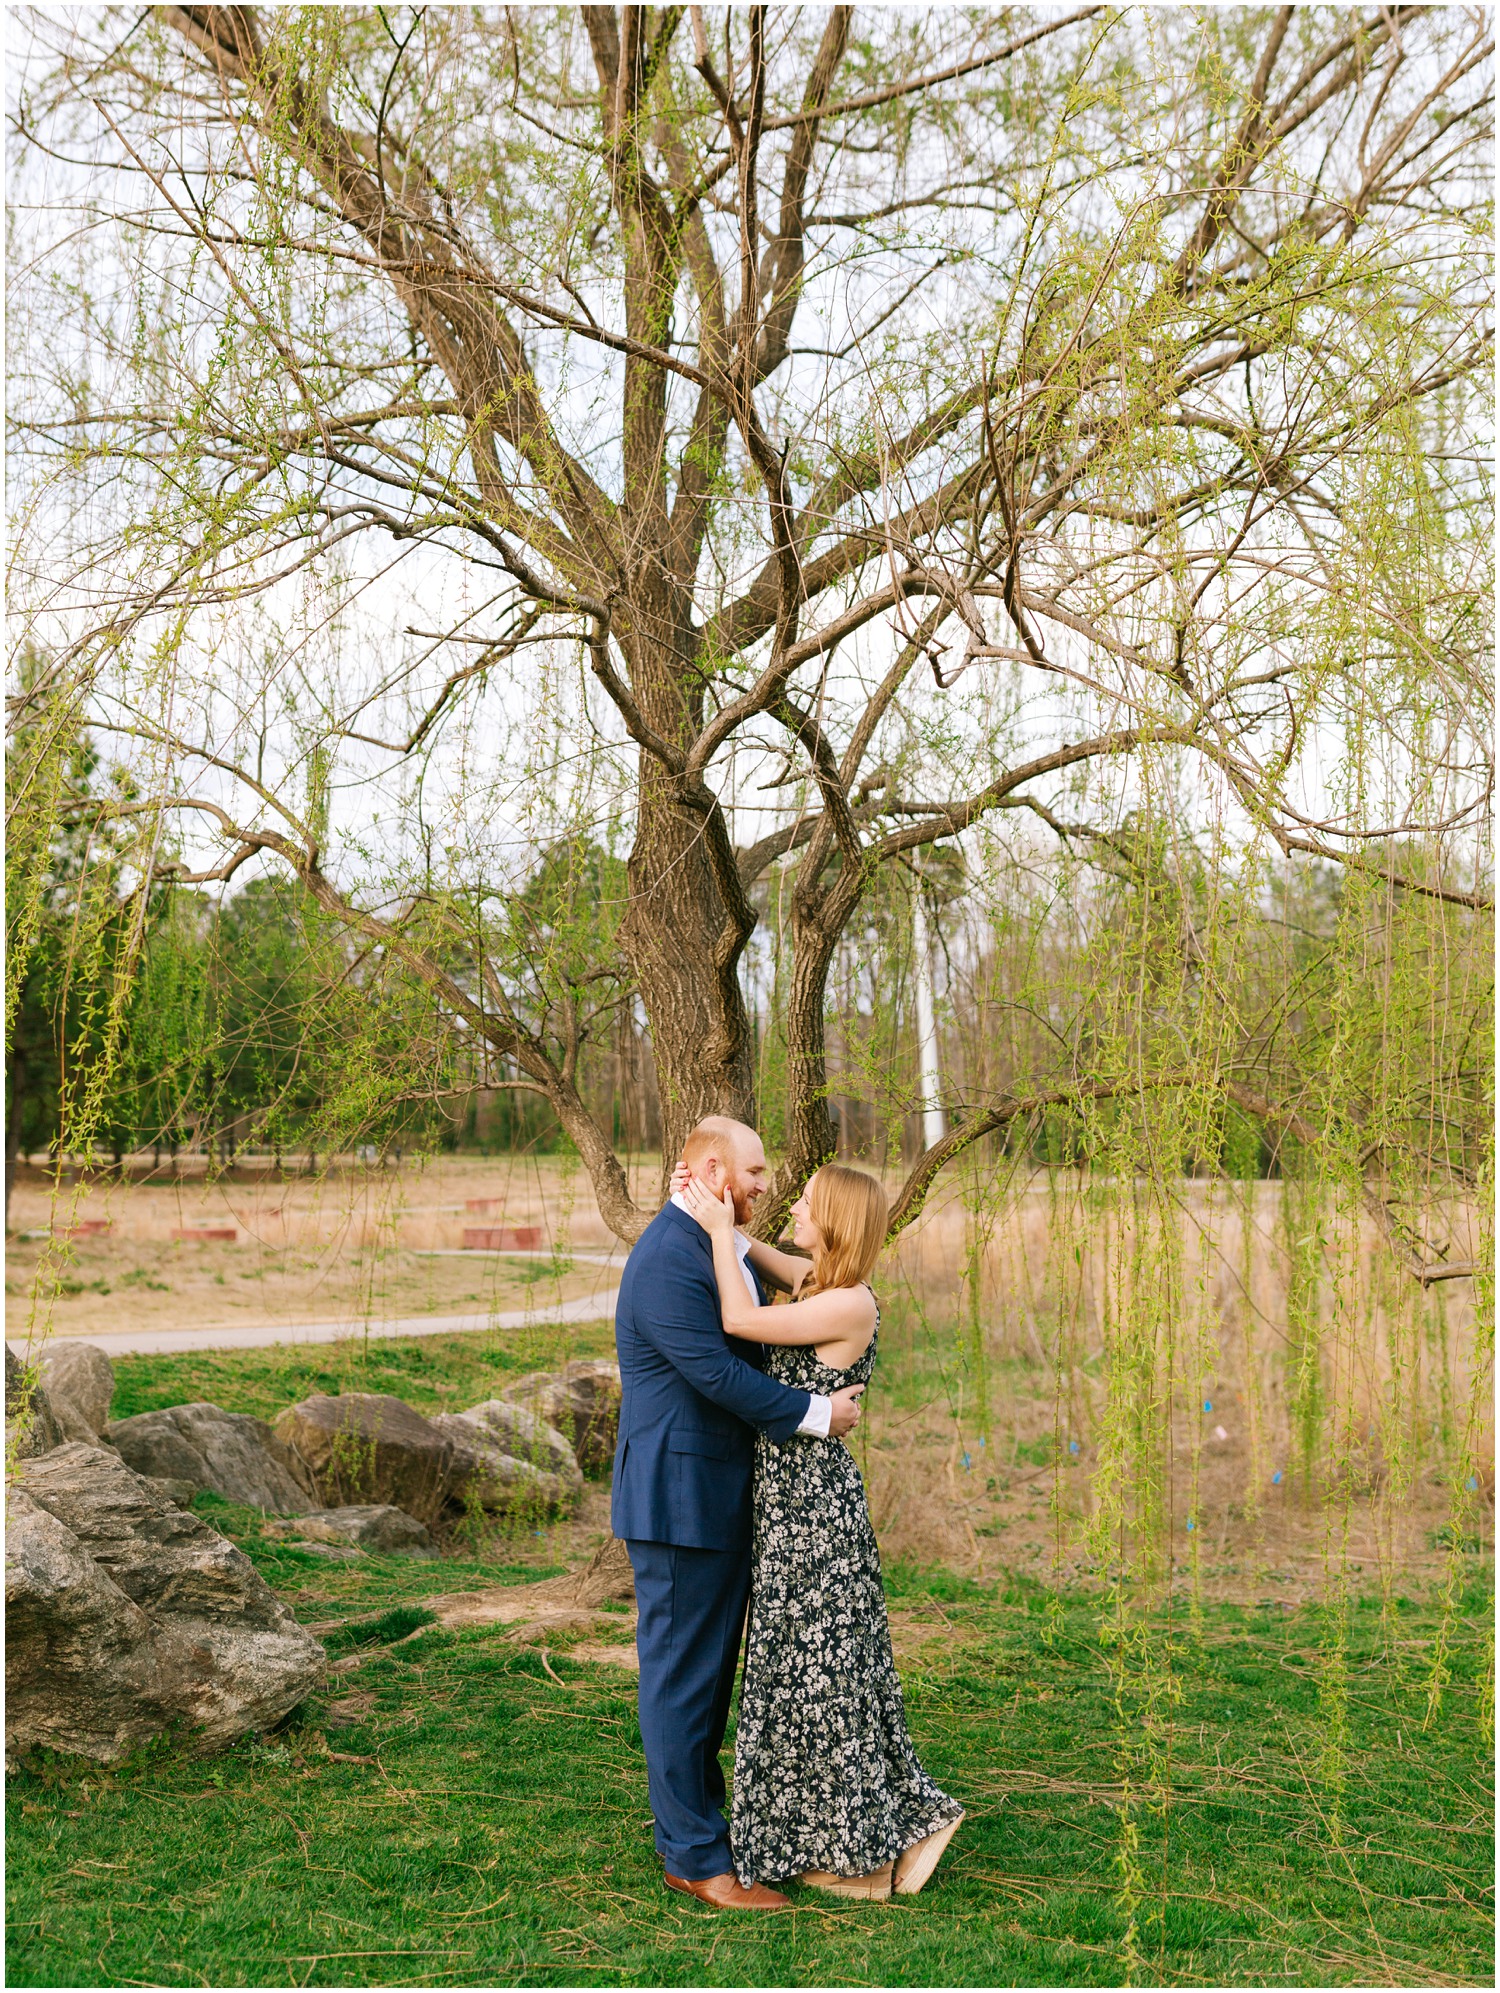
[{"xmin": 887, "ymin": 1073, "xmax": 1482, "ymax": 1289}]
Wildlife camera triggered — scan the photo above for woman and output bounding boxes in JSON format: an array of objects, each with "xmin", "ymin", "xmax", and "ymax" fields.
[{"xmin": 674, "ymin": 1160, "xmax": 964, "ymax": 1902}]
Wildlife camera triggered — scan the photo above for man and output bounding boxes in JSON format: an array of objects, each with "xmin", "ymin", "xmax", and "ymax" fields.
[{"xmin": 612, "ymin": 1115, "xmax": 864, "ymax": 1911}]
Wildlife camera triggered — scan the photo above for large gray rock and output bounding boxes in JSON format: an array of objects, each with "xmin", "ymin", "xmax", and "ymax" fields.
[
  {"xmin": 456, "ymin": 1398, "xmax": 583, "ymax": 1480},
  {"xmin": 267, "ymin": 1506, "xmax": 439, "ymax": 1559},
  {"xmin": 430, "ymin": 1412, "xmax": 581, "ymax": 1518},
  {"xmin": 106, "ymin": 1403, "xmax": 316, "ymax": 1515},
  {"xmin": 6, "ymin": 1443, "xmax": 324, "ymax": 1766},
  {"xmin": 37, "ymin": 1340, "xmax": 115, "ymax": 1442},
  {"xmin": 5, "ymin": 1343, "xmax": 63, "ymax": 1460},
  {"xmin": 272, "ymin": 1394, "xmax": 463, "ymax": 1526},
  {"xmin": 500, "ymin": 1360, "xmax": 622, "ymax": 1473}
]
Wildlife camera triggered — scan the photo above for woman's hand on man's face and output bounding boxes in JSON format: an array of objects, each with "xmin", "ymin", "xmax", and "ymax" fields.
[
  {"xmin": 679, "ymin": 1173, "xmax": 737, "ymax": 1236},
  {"xmin": 669, "ymin": 1160, "xmax": 692, "ymax": 1199}
]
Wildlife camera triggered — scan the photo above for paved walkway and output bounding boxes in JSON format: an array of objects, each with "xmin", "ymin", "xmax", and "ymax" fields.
[
  {"xmin": 409, "ymin": 1248, "xmax": 623, "ymax": 1264},
  {"xmin": 12, "ymin": 1290, "xmax": 621, "ymax": 1358}
]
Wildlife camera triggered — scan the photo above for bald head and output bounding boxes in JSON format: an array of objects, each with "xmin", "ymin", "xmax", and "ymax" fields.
[
  {"xmin": 680, "ymin": 1116, "xmax": 767, "ymax": 1225},
  {"xmin": 681, "ymin": 1115, "xmax": 756, "ymax": 1171}
]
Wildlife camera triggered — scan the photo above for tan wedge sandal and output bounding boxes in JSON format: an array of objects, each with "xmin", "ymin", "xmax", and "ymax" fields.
[
  {"xmin": 797, "ymin": 1862, "xmax": 895, "ymax": 1901},
  {"xmin": 892, "ymin": 1813, "xmax": 965, "ymax": 1895}
]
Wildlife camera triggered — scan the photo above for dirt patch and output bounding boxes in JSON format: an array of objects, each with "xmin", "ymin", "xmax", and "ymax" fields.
[
  {"xmin": 570, "ymin": 1642, "xmax": 639, "ymax": 1670},
  {"xmin": 433, "ymin": 1591, "xmax": 606, "ymax": 1636},
  {"xmin": 425, "ymin": 1525, "xmax": 639, "ymax": 1648}
]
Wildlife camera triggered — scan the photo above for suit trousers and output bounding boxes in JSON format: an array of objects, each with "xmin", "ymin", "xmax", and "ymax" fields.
[{"xmin": 626, "ymin": 1537, "xmax": 750, "ymax": 1880}]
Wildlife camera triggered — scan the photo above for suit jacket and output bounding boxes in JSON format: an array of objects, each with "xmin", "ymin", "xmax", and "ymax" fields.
[{"xmin": 610, "ymin": 1201, "xmax": 813, "ymax": 1550}]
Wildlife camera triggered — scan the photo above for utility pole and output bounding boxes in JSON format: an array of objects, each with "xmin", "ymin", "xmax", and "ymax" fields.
[{"xmin": 913, "ymin": 889, "xmax": 945, "ymax": 1151}]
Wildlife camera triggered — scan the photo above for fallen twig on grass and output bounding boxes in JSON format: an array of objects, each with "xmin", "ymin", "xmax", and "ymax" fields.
[{"xmin": 538, "ymin": 1649, "xmax": 570, "ymax": 1689}]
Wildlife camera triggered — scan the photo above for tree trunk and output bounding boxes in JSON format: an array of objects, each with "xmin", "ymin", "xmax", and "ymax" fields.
[
  {"xmin": 617, "ymin": 619, "xmax": 757, "ymax": 1171},
  {"xmin": 622, "ymin": 781, "xmax": 755, "ymax": 1160},
  {"xmin": 540, "ymin": 1533, "xmax": 635, "ymax": 1608}
]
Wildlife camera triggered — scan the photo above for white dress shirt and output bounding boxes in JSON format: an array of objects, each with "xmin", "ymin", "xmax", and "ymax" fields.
[{"xmin": 671, "ymin": 1193, "xmax": 832, "ymax": 1437}]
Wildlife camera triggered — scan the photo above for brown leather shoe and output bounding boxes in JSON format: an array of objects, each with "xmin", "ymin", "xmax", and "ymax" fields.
[{"xmin": 665, "ymin": 1871, "xmax": 793, "ymax": 1911}]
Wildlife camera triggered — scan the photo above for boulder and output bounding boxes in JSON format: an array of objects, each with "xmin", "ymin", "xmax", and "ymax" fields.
[
  {"xmin": 6, "ymin": 1443, "xmax": 324, "ymax": 1766},
  {"xmin": 37, "ymin": 1340, "xmax": 115, "ymax": 1443},
  {"xmin": 143, "ymin": 1476, "xmax": 201, "ymax": 1509},
  {"xmin": 430, "ymin": 1413, "xmax": 580, "ymax": 1519},
  {"xmin": 266, "ymin": 1505, "xmax": 439, "ymax": 1559},
  {"xmin": 106, "ymin": 1403, "xmax": 316, "ymax": 1515},
  {"xmin": 500, "ymin": 1360, "xmax": 622, "ymax": 1473},
  {"xmin": 455, "ymin": 1397, "xmax": 580, "ymax": 1481},
  {"xmin": 5, "ymin": 1343, "xmax": 63, "ymax": 1460},
  {"xmin": 272, "ymin": 1394, "xmax": 463, "ymax": 1526}
]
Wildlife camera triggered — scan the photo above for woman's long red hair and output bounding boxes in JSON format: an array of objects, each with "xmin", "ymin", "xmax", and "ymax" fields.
[{"xmin": 801, "ymin": 1164, "xmax": 889, "ymax": 1294}]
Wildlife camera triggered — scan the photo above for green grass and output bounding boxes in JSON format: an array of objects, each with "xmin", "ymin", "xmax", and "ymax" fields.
[
  {"xmin": 190, "ymin": 1493, "xmax": 569, "ymax": 1613},
  {"xmin": 321, "ymin": 1605, "xmax": 439, "ymax": 1657},
  {"xmin": 107, "ymin": 1322, "xmax": 618, "ymax": 1427},
  {"xmin": 7, "ymin": 1531, "xmax": 1492, "ymax": 1987},
  {"xmin": 17, "ymin": 1336, "xmax": 1495, "ymax": 1985}
]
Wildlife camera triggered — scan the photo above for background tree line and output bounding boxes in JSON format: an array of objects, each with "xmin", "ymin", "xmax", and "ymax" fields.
[{"xmin": 11, "ymin": 694, "xmax": 1487, "ymax": 1303}]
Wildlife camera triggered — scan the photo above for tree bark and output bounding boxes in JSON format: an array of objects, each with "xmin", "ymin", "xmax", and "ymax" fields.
[{"xmin": 621, "ymin": 766, "xmax": 756, "ymax": 1165}]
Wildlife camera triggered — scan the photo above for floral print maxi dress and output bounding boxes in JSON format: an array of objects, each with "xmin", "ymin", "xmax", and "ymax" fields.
[{"xmin": 731, "ymin": 1314, "xmax": 962, "ymax": 1883}]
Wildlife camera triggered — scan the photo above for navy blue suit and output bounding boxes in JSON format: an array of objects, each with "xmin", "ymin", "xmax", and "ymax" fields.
[{"xmin": 612, "ymin": 1201, "xmax": 812, "ymax": 1878}]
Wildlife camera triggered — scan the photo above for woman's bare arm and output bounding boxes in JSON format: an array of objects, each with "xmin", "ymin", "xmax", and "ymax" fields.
[{"xmin": 720, "ymin": 1281, "xmax": 876, "ymax": 1350}]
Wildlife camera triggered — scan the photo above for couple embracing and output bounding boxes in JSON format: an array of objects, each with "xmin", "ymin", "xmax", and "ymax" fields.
[{"xmin": 611, "ymin": 1116, "xmax": 963, "ymax": 1910}]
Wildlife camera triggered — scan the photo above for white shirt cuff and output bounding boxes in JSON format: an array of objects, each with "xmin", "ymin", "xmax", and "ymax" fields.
[{"xmin": 796, "ymin": 1393, "xmax": 833, "ymax": 1437}]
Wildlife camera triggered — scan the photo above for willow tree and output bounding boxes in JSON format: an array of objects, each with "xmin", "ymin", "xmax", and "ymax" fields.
[{"xmin": 8, "ymin": 4, "xmax": 1493, "ymax": 1245}]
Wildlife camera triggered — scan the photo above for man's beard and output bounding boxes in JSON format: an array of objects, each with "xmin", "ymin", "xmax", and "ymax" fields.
[{"xmin": 728, "ymin": 1183, "xmax": 756, "ymax": 1226}]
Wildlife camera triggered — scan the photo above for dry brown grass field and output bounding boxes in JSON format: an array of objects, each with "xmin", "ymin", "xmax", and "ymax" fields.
[
  {"xmin": 7, "ymin": 1153, "xmax": 1490, "ymax": 1606},
  {"xmin": 5, "ymin": 1152, "xmax": 631, "ymax": 1338}
]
